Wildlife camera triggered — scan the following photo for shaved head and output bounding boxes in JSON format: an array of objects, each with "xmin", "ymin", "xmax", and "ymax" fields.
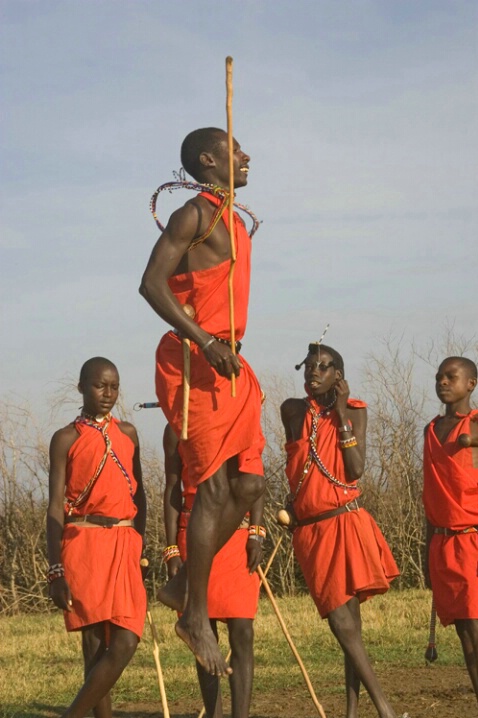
[
  {"xmin": 180, "ymin": 127, "xmax": 226, "ymax": 181},
  {"xmin": 439, "ymin": 356, "xmax": 477, "ymax": 380},
  {"xmin": 79, "ymin": 357, "xmax": 118, "ymax": 387}
]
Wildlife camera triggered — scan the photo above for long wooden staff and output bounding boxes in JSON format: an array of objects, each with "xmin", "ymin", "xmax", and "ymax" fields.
[
  {"xmin": 257, "ymin": 566, "xmax": 327, "ymax": 718},
  {"xmin": 424, "ymin": 596, "xmax": 438, "ymax": 664},
  {"xmin": 140, "ymin": 558, "xmax": 170, "ymax": 718},
  {"xmin": 181, "ymin": 304, "xmax": 195, "ymax": 440},
  {"xmin": 225, "ymin": 56, "xmax": 237, "ymax": 398},
  {"xmin": 197, "ymin": 536, "xmax": 284, "ymax": 718}
]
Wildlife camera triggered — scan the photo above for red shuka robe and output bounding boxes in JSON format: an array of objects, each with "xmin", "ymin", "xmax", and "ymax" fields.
[
  {"xmin": 61, "ymin": 417, "xmax": 146, "ymax": 638},
  {"xmin": 423, "ymin": 410, "xmax": 478, "ymax": 626},
  {"xmin": 155, "ymin": 192, "xmax": 265, "ymax": 486},
  {"xmin": 177, "ymin": 464, "xmax": 260, "ymax": 620},
  {"xmin": 286, "ymin": 398, "xmax": 399, "ymax": 618}
]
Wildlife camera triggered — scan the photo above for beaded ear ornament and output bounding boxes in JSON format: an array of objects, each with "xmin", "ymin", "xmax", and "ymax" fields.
[
  {"xmin": 150, "ymin": 168, "xmax": 261, "ymax": 239},
  {"xmin": 295, "ymin": 323, "xmax": 330, "ymax": 370}
]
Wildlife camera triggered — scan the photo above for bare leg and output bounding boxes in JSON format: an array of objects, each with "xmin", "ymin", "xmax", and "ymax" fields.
[
  {"xmin": 196, "ymin": 620, "xmax": 223, "ymax": 718},
  {"xmin": 228, "ymin": 618, "xmax": 254, "ymax": 718},
  {"xmin": 344, "ymin": 599, "xmax": 361, "ymax": 718},
  {"xmin": 175, "ymin": 459, "xmax": 264, "ymax": 675},
  {"xmin": 81, "ymin": 624, "xmax": 111, "ymax": 718},
  {"xmin": 328, "ymin": 598, "xmax": 396, "ymax": 718},
  {"xmin": 455, "ymin": 619, "xmax": 478, "ymax": 700},
  {"xmin": 61, "ymin": 624, "xmax": 139, "ymax": 718}
]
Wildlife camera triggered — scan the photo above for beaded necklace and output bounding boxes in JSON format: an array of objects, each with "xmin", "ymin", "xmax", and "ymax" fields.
[
  {"xmin": 65, "ymin": 414, "xmax": 134, "ymax": 515},
  {"xmin": 149, "ymin": 171, "xmax": 261, "ymax": 242},
  {"xmin": 291, "ymin": 397, "xmax": 359, "ymax": 501}
]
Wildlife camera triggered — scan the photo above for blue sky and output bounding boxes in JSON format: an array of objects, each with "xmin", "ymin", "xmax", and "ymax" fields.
[{"xmin": 2, "ymin": 0, "xmax": 477, "ymax": 443}]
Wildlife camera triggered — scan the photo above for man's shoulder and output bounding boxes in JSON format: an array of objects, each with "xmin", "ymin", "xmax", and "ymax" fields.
[
  {"xmin": 50, "ymin": 423, "xmax": 79, "ymax": 454},
  {"xmin": 281, "ymin": 397, "xmax": 306, "ymax": 418}
]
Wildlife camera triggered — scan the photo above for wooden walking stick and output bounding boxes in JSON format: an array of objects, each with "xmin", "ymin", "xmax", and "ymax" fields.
[
  {"xmin": 181, "ymin": 303, "xmax": 195, "ymax": 440},
  {"xmin": 197, "ymin": 535, "xmax": 284, "ymax": 718},
  {"xmin": 225, "ymin": 55, "xmax": 237, "ymax": 398},
  {"xmin": 257, "ymin": 565, "xmax": 327, "ymax": 718},
  {"xmin": 140, "ymin": 559, "xmax": 171, "ymax": 718},
  {"xmin": 425, "ymin": 596, "xmax": 438, "ymax": 664}
]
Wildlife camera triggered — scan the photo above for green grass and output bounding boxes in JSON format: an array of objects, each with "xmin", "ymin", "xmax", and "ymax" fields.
[{"xmin": 0, "ymin": 590, "xmax": 465, "ymax": 716}]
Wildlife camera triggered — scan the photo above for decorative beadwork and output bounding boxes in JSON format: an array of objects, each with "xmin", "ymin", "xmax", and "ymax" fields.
[
  {"xmin": 339, "ymin": 436, "xmax": 358, "ymax": 449},
  {"xmin": 65, "ymin": 414, "xmax": 134, "ymax": 515},
  {"xmin": 149, "ymin": 172, "xmax": 261, "ymax": 239},
  {"xmin": 46, "ymin": 563, "xmax": 65, "ymax": 584},
  {"xmin": 162, "ymin": 545, "xmax": 181, "ymax": 562},
  {"xmin": 248, "ymin": 525, "xmax": 266, "ymax": 538}
]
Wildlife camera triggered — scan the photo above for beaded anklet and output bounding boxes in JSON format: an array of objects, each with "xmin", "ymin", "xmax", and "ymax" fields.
[{"xmin": 162, "ymin": 545, "xmax": 181, "ymax": 563}]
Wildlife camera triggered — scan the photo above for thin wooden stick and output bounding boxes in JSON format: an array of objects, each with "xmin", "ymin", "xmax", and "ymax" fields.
[
  {"xmin": 425, "ymin": 596, "xmax": 438, "ymax": 664},
  {"xmin": 147, "ymin": 610, "xmax": 171, "ymax": 718},
  {"xmin": 180, "ymin": 304, "xmax": 195, "ymax": 440},
  {"xmin": 225, "ymin": 55, "xmax": 236, "ymax": 398},
  {"xmin": 257, "ymin": 566, "xmax": 327, "ymax": 718},
  {"xmin": 197, "ymin": 536, "xmax": 284, "ymax": 718}
]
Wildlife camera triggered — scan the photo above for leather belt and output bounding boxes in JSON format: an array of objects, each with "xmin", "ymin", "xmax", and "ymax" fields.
[
  {"xmin": 433, "ymin": 526, "xmax": 478, "ymax": 536},
  {"xmin": 65, "ymin": 515, "xmax": 134, "ymax": 528},
  {"xmin": 296, "ymin": 498, "xmax": 361, "ymax": 527}
]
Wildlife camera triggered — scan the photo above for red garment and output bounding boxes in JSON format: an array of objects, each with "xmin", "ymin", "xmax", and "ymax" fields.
[
  {"xmin": 423, "ymin": 410, "xmax": 478, "ymax": 626},
  {"xmin": 61, "ymin": 417, "xmax": 146, "ymax": 638},
  {"xmin": 155, "ymin": 192, "xmax": 264, "ymax": 486},
  {"xmin": 286, "ymin": 398, "xmax": 399, "ymax": 618},
  {"xmin": 177, "ymin": 466, "xmax": 260, "ymax": 620}
]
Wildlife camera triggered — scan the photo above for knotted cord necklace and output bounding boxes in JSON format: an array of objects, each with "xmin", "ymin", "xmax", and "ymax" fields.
[
  {"xmin": 291, "ymin": 397, "xmax": 360, "ymax": 501},
  {"xmin": 65, "ymin": 414, "xmax": 134, "ymax": 515},
  {"xmin": 149, "ymin": 172, "xmax": 261, "ymax": 244}
]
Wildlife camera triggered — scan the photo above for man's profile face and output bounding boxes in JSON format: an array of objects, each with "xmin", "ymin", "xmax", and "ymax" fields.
[{"xmin": 205, "ymin": 134, "xmax": 250, "ymax": 189}]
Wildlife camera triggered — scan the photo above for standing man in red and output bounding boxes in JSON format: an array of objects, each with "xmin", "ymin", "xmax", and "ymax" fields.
[
  {"xmin": 281, "ymin": 342, "xmax": 401, "ymax": 718},
  {"xmin": 46, "ymin": 357, "xmax": 147, "ymax": 718},
  {"xmin": 139, "ymin": 128, "xmax": 265, "ymax": 677},
  {"xmin": 423, "ymin": 356, "xmax": 478, "ymax": 701}
]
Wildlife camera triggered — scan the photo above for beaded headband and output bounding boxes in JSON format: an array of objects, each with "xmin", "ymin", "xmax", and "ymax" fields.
[{"xmin": 150, "ymin": 169, "xmax": 261, "ymax": 238}]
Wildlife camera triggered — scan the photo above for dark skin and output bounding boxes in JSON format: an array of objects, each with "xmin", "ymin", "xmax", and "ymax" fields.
[
  {"xmin": 424, "ymin": 357, "xmax": 478, "ymax": 701},
  {"xmin": 163, "ymin": 424, "xmax": 262, "ymax": 718},
  {"xmin": 281, "ymin": 349, "xmax": 397, "ymax": 718},
  {"xmin": 46, "ymin": 362, "xmax": 146, "ymax": 718},
  {"xmin": 140, "ymin": 130, "xmax": 265, "ymax": 676}
]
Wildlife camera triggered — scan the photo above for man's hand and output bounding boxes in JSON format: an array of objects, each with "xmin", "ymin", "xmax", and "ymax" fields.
[
  {"xmin": 246, "ymin": 537, "xmax": 263, "ymax": 574},
  {"xmin": 49, "ymin": 577, "xmax": 73, "ymax": 612},
  {"xmin": 334, "ymin": 378, "xmax": 350, "ymax": 418},
  {"xmin": 203, "ymin": 340, "xmax": 243, "ymax": 378}
]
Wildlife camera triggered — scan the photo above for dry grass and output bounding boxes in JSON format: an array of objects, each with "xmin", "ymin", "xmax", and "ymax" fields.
[{"xmin": 0, "ymin": 589, "xmax": 465, "ymax": 716}]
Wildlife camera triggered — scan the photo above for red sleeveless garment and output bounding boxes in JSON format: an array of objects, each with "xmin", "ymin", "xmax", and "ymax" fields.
[
  {"xmin": 423, "ymin": 410, "xmax": 478, "ymax": 625},
  {"xmin": 286, "ymin": 398, "xmax": 399, "ymax": 618},
  {"xmin": 61, "ymin": 417, "xmax": 146, "ymax": 638},
  {"xmin": 155, "ymin": 192, "xmax": 265, "ymax": 486}
]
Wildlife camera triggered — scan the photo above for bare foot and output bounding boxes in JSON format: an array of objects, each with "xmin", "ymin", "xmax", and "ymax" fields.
[
  {"xmin": 175, "ymin": 614, "xmax": 232, "ymax": 676},
  {"xmin": 157, "ymin": 567, "xmax": 188, "ymax": 612}
]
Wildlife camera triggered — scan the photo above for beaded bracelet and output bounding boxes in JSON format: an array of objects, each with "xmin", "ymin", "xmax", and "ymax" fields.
[
  {"xmin": 339, "ymin": 436, "xmax": 358, "ymax": 449},
  {"xmin": 162, "ymin": 545, "xmax": 181, "ymax": 563},
  {"xmin": 248, "ymin": 534, "xmax": 264, "ymax": 543},
  {"xmin": 248, "ymin": 525, "xmax": 266, "ymax": 539},
  {"xmin": 46, "ymin": 563, "xmax": 65, "ymax": 584}
]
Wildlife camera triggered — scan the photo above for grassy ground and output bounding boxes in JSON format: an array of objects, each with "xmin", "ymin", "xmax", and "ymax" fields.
[{"xmin": 0, "ymin": 589, "xmax": 470, "ymax": 717}]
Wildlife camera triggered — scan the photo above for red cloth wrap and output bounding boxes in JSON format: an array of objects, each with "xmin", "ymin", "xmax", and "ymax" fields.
[
  {"xmin": 177, "ymin": 461, "xmax": 259, "ymax": 620},
  {"xmin": 155, "ymin": 192, "xmax": 264, "ymax": 486},
  {"xmin": 286, "ymin": 398, "xmax": 399, "ymax": 618},
  {"xmin": 61, "ymin": 418, "xmax": 146, "ymax": 638},
  {"xmin": 423, "ymin": 410, "xmax": 478, "ymax": 625}
]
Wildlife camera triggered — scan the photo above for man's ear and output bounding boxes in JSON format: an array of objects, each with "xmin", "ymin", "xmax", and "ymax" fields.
[
  {"xmin": 77, "ymin": 382, "xmax": 83, "ymax": 394},
  {"xmin": 199, "ymin": 151, "xmax": 215, "ymax": 169},
  {"xmin": 469, "ymin": 377, "xmax": 477, "ymax": 393},
  {"xmin": 335, "ymin": 369, "xmax": 344, "ymax": 383}
]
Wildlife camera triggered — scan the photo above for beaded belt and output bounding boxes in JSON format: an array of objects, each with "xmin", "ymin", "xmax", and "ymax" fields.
[
  {"xmin": 172, "ymin": 329, "xmax": 242, "ymax": 353},
  {"xmin": 296, "ymin": 498, "xmax": 361, "ymax": 527},
  {"xmin": 65, "ymin": 515, "xmax": 134, "ymax": 528},
  {"xmin": 433, "ymin": 526, "xmax": 478, "ymax": 536}
]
